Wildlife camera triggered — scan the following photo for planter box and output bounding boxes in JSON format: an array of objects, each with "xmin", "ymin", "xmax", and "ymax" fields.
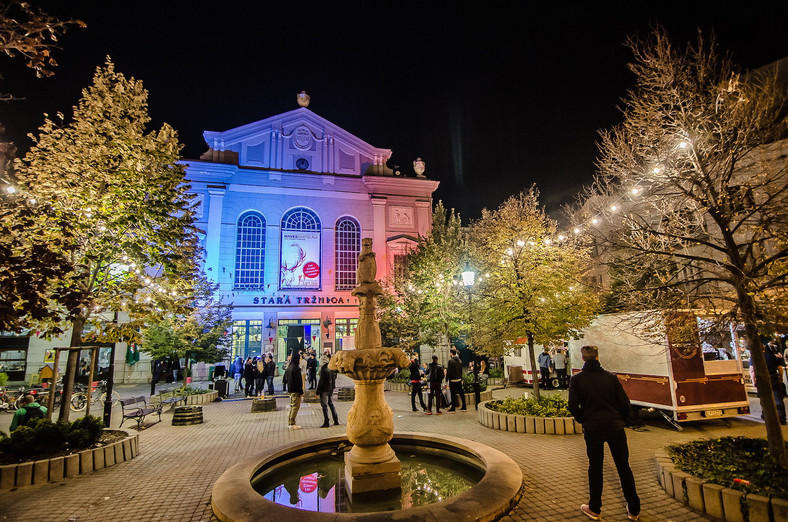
[
  {"xmin": 656, "ymin": 447, "xmax": 783, "ymax": 522},
  {"xmin": 151, "ymin": 390, "xmax": 219, "ymax": 408},
  {"xmin": 477, "ymin": 401, "xmax": 579, "ymax": 435},
  {"xmin": 0, "ymin": 429, "xmax": 138, "ymax": 490}
]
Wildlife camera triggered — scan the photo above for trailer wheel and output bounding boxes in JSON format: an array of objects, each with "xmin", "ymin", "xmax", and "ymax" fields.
[{"xmin": 550, "ymin": 377, "xmax": 560, "ymax": 389}]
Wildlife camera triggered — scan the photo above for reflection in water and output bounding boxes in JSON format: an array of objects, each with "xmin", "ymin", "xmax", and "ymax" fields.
[{"xmin": 255, "ymin": 450, "xmax": 482, "ymax": 513}]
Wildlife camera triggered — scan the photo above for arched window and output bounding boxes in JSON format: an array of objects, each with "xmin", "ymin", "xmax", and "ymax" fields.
[
  {"xmin": 335, "ymin": 217, "xmax": 360, "ymax": 290},
  {"xmin": 235, "ymin": 212, "xmax": 265, "ymax": 289},
  {"xmin": 280, "ymin": 207, "xmax": 322, "ymax": 290}
]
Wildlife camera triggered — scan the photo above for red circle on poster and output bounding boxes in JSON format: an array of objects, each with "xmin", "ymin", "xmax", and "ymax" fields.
[
  {"xmin": 300, "ymin": 474, "xmax": 318, "ymax": 493},
  {"xmin": 303, "ymin": 262, "xmax": 320, "ymax": 278}
]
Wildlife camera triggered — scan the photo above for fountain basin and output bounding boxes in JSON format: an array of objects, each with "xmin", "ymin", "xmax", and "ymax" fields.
[{"xmin": 212, "ymin": 432, "xmax": 523, "ymax": 521}]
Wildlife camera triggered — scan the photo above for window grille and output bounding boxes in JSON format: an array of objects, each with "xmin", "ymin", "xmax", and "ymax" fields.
[
  {"xmin": 335, "ymin": 217, "xmax": 360, "ymax": 290},
  {"xmin": 235, "ymin": 212, "xmax": 265, "ymax": 289},
  {"xmin": 282, "ymin": 207, "xmax": 320, "ymax": 231}
]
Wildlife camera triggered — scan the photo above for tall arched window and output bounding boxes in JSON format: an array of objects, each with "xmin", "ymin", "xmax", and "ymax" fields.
[
  {"xmin": 335, "ymin": 216, "xmax": 360, "ymax": 290},
  {"xmin": 280, "ymin": 207, "xmax": 322, "ymax": 290},
  {"xmin": 235, "ymin": 211, "xmax": 265, "ymax": 289}
]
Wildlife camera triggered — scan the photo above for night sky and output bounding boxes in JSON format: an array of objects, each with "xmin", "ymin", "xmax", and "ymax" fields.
[{"xmin": 1, "ymin": 2, "xmax": 786, "ymax": 222}]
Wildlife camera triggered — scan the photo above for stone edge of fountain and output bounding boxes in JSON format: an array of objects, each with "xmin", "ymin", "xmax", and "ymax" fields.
[{"xmin": 211, "ymin": 432, "xmax": 524, "ymax": 522}]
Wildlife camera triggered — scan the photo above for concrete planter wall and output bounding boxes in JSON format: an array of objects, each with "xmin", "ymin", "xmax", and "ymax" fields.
[
  {"xmin": 654, "ymin": 447, "xmax": 787, "ymax": 522},
  {"xmin": 0, "ymin": 429, "xmax": 138, "ymax": 490},
  {"xmin": 478, "ymin": 400, "xmax": 582, "ymax": 435},
  {"xmin": 151, "ymin": 390, "xmax": 218, "ymax": 407}
]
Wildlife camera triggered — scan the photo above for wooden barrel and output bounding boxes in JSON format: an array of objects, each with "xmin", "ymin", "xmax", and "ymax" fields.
[
  {"xmin": 251, "ymin": 397, "xmax": 277, "ymax": 413},
  {"xmin": 172, "ymin": 405, "xmax": 203, "ymax": 426},
  {"xmin": 303, "ymin": 389, "xmax": 319, "ymax": 403},
  {"xmin": 336, "ymin": 387, "xmax": 355, "ymax": 401}
]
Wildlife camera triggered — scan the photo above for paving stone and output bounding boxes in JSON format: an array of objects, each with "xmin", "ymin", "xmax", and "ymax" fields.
[
  {"xmin": 746, "ymin": 493, "xmax": 771, "ymax": 522},
  {"xmin": 16, "ymin": 462, "xmax": 32, "ymax": 487},
  {"xmin": 772, "ymin": 497, "xmax": 788, "ymax": 522},
  {"xmin": 671, "ymin": 470, "xmax": 690, "ymax": 503},
  {"xmin": 64, "ymin": 454, "xmax": 79, "ymax": 478},
  {"xmin": 0, "ymin": 464, "xmax": 15, "ymax": 490},
  {"xmin": 32, "ymin": 460, "xmax": 48, "ymax": 485},
  {"xmin": 49, "ymin": 456, "xmax": 64, "ymax": 481},
  {"xmin": 79, "ymin": 450, "xmax": 93, "ymax": 473},
  {"xmin": 684, "ymin": 475, "xmax": 705, "ymax": 512}
]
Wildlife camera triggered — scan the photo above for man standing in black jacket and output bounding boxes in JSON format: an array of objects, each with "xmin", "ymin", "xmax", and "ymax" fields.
[
  {"xmin": 408, "ymin": 355, "xmax": 427, "ymax": 412},
  {"xmin": 446, "ymin": 348, "xmax": 466, "ymax": 412},
  {"xmin": 569, "ymin": 345, "xmax": 640, "ymax": 521}
]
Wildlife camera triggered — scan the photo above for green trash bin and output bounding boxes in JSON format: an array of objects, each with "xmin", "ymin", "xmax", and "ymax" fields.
[{"xmin": 209, "ymin": 366, "xmax": 215, "ymax": 380}]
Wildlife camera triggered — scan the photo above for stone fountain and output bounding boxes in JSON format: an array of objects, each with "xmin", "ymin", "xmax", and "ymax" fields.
[{"xmin": 329, "ymin": 237, "xmax": 410, "ymax": 495}]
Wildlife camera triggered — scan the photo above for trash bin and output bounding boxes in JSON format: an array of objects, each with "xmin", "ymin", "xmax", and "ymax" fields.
[{"xmin": 209, "ymin": 366, "xmax": 215, "ymax": 380}]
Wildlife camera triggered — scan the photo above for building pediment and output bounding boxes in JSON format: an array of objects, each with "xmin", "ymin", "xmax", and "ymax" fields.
[{"xmin": 200, "ymin": 107, "xmax": 392, "ymax": 176}]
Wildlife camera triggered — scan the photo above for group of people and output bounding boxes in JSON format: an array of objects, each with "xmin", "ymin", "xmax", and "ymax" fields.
[
  {"xmin": 537, "ymin": 345, "xmax": 569, "ymax": 390},
  {"xmin": 284, "ymin": 348, "xmax": 339, "ymax": 430},
  {"xmin": 753, "ymin": 337, "xmax": 788, "ymax": 425},
  {"xmin": 408, "ymin": 349, "xmax": 468, "ymax": 415},
  {"xmin": 232, "ymin": 354, "xmax": 276, "ymax": 397}
]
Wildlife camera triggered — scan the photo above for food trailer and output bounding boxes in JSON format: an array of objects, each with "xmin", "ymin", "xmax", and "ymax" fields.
[{"xmin": 565, "ymin": 311, "xmax": 750, "ymax": 427}]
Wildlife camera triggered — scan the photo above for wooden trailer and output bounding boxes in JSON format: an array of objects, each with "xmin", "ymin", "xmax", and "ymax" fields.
[{"xmin": 566, "ymin": 311, "xmax": 750, "ymax": 427}]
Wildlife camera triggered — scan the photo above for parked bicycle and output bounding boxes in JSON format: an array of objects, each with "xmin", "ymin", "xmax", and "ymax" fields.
[
  {"xmin": 70, "ymin": 380, "xmax": 120, "ymax": 411},
  {"xmin": 0, "ymin": 387, "xmax": 23, "ymax": 412}
]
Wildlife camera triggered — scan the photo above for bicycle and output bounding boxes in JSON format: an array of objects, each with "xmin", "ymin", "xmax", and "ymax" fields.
[
  {"xmin": 0, "ymin": 387, "xmax": 23, "ymax": 412},
  {"xmin": 70, "ymin": 380, "xmax": 120, "ymax": 411}
]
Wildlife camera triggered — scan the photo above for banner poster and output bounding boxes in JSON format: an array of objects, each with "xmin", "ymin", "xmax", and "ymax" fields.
[{"xmin": 280, "ymin": 231, "xmax": 321, "ymax": 290}]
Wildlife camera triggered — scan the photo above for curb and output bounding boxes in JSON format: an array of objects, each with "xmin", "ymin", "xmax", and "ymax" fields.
[
  {"xmin": 150, "ymin": 390, "xmax": 219, "ymax": 407},
  {"xmin": 654, "ymin": 447, "xmax": 786, "ymax": 522},
  {"xmin": 477, "ymin": 400, "xmax": 582, "ymax": 434},
  {"xmin": 0, "ymin": 429, "xmax": 138, "ymax": 490}
]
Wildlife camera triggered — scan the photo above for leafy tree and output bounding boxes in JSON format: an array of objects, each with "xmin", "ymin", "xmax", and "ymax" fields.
[
  {"xmin": 141, "ymin": 278, "xmax": 233, "ymax": 364},
  {"xmin": 379, "ymin": 202, "xmax": 468, "ymax": 361},
  {"xmin": 471, "ymin": 188, "xmax": 599, "ymax": 399},
  {"xmin": 577, "ymin": 28, "xmax": 788, "ymax": 465},
  {"xmin": 11, "ymin": 59, "xmax": 200, "ymax": 420}
]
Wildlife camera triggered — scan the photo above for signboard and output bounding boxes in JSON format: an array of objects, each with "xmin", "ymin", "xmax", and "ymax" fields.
[{"xmin": 280, "ymin": 231, "xmax": 321, "ymax": 290}]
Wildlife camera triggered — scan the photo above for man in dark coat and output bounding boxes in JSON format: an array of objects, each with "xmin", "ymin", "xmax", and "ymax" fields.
[
  {"xmin": 446, "ymin": 348, "xmax": 466, "ymax": 412},
  {"xmin": 408, "ymin": 355, "xmax": 427, "ymax": 412},
  {"xmin": 425, "ymin": 355, "xmax": 444, "ymax": 415},
  {"xmin": 243, "ymin": 358, "xmax": 255, "ymax": 397},
  {"xmin": 286, "ymin": 351, "xmax": 304, "ymax": 429},
  {"xmin": 316, "ymin": 350, "xmax": 339, "ymax": 427},
  {"xmin": 569, "ymin": 345, "xmax": 640, "ymax": 521},
  {"xmin": 306, "ymin": 352, "xmax": 318, "ymax": 389}
]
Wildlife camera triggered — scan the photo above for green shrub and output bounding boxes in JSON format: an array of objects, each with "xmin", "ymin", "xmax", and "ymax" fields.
[
  {"xmin": 488, "ymin": 368, "xmax": 503, "ymax": 379},
  {"xmin": 163, "ymin": 385, "xmax": 210, "ymax": 397},
  {"xmin": 486, "ymin": 395, "xmax": 571, "ymax": 417},
  {"xmin": 0, "ymin": 415, "xmax": 104, "ymax": 461},
  {"xmin": 0, "ymin": 372, "xmax": 8, "ymax": 387},
  {"xmin": 667, "ymin": 436, "xmax": 788, "ymax": 499},
  {"xmin": 389, "ymin": 370, "xmax": 412, "ymax": 383},
  {"xmin": 461, "ymin": 372, "xmax": 488, "ymax": 393}
]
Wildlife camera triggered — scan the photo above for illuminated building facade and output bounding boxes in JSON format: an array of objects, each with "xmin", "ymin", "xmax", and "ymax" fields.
[{"xmin": 185, "ymin": 100, "xmax": 438, "ymax": 364}]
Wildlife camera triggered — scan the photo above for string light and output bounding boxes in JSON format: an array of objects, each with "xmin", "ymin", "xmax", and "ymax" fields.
[{"xmin": 5, "ymin": 186, "xmax": 16, "ymax": 194}]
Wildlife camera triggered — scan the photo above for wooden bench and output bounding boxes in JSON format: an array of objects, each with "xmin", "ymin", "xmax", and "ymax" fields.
[{"xmin": 119, "ymin": 396, "xmax": 162, "ymax": 430}]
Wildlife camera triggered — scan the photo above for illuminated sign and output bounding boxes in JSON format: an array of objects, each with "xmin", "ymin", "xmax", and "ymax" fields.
[
  {"xmin": 252, "ymin": 295, "xmax": 356, "ymax": 305},
  {"xmin": 280, "ymin": 231, "xmax": 321, "ymax": 290}
]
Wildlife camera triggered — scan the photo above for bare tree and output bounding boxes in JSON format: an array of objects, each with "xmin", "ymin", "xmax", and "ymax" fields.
[{"xmin": 577, "ymin": 27, "xmax": 788, "ymax": 465}]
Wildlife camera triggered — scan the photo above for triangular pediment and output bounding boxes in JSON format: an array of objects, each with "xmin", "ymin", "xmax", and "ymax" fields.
[{"xmin": 200, "ymin": 107, "xmax": 392, "ymax": 176}]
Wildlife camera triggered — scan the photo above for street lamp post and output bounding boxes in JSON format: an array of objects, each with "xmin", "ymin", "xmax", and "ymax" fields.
[{"xmin": 461, "ymin": 265, "xmax": 481, "ymax": 409}]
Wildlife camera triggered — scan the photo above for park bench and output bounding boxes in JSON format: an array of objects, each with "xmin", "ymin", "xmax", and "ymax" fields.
[
  {"xmin": 119, "ymin": 396, "xmax": 162, "ymax": 430},
  {"xmin": 155, "ymin": 388, "xmax": 186, "ymax": 411}
]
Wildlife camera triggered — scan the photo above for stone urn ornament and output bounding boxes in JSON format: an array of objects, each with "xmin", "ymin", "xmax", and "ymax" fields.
[
  {"xmin": 297, "ymin": 91, "xmax": 310, "ymax": 107},
  {"xmin": 329, "ymin": 238, "xmax": 409, "ymax": 495},
  {"xmin": 413, "ymin": 157, "xmax": 426, "ymax": 177}
]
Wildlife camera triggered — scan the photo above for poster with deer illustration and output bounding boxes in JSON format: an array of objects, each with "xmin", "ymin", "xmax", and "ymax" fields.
[{"xmin": 280, "ymin": 231, "xmax": 321, "ymax": 289}]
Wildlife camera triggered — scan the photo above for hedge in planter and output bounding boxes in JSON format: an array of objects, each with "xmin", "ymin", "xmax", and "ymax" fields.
[
  {"xmin": 667, "ymin": 436, "xmax": 788, "ymax": 500},
  {"xmin": 0, "ymin": 415, "xmax": 104, "ymax": 464},
  {"xmin": 486, "ymin": 395, "xmax": 570, "ymax": 417}
]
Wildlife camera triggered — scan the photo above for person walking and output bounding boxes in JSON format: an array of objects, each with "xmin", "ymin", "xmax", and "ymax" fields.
[
  {"xmin": 286, "ymin": 351, "xmax": 304, "ymax": 430},
  {"xmin": 569, "ymin": 345, "xmax": 640, "ymax": 521},
  {"xmin": 265, "ymin": 354, "xmax": 276, "ymax": 396},
  {"xmin": 408, "ymin": 355, "xmax": 427, "ymax": 412},
  {"xmin": 9, "ymin": 395, "xmax": 47, "ymax": 431},
  {"xmin": 537, "ymin": 346, "xmax": 553, "ymax": 389},
  {"xmin": 446, "ymin": 348, "xmax": 466, "ymax": 412},
  {"xmin": 425, "ymin": 355, "xmax": 444, "ymax": 415},
  {"xmin": 316, "ymin": 350, "xmax": 340, "ymax": 427}
]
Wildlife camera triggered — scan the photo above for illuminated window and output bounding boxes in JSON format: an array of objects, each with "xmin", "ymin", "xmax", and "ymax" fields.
[
  {"xmin": 280, "ymin": 207, "xmax": 322, "ymax": 290},
  {"xmin": 334, "ymin": 318, "xmax": 359, "ymax": 350},
  {"xmin": 232, "ymin": 320, "xmax": 263, "ymax": 358},
  {"xmin": 335, "ymin": 216, "xmax": 360, "ymax": 290},
  {"xmin": 235, "ymin": 212, "xmax": 266, "ymax": 289}
]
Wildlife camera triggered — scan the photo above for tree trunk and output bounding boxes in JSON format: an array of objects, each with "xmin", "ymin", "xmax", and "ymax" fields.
[
  {"xmin": 59, "ymin": 316, "xmax": 84, "ymax": 422},
  {"xmin": 527, "ymin": 332, "xmax": 540, "ymax": 400},
  {"xmin": 739, "ymin": 290, "xmax": 788, "ymax": 468}
]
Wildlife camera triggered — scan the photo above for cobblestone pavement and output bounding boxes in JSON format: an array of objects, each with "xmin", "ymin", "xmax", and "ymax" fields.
[{"xmin": 0, "ymin": 378, "xmax": 779, "ymax": 521}]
